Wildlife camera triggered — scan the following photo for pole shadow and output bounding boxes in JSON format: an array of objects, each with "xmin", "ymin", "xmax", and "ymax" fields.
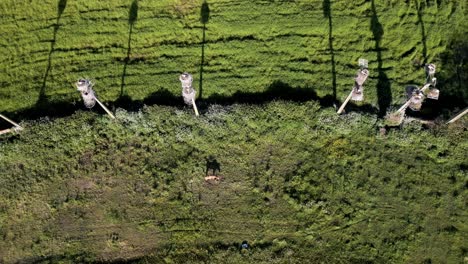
[
  {"xmin": 199, "ymin": 0, "xmax": 210, "ymax": 100},
  {"xmin": 120, "ymin": 0, "xmax": 138, "ymax": 101},
  {"xmin": 37, "ymin": 0, "xmax": 67, "ymax": 108},
  {"xmin": 370, "ymin": 0, "xmax": 392, "ymax": 117},
  {"xmin": 323, "ymin": 0, "xmax": 336, "ymax": 102},
  {"xmin": 415, "ymin": 0, "xmax": 428, "ymax": 64}
]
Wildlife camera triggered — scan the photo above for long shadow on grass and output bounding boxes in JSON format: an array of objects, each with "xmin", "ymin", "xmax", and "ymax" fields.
[
  {"xmin": 323, "ymin": 0, "xmax": 337, "ymax": 102},
  {"xmin": 415, "ymin": 0, "xmax": 428, "ymax": 64},
  {"xmin": 370, "ymin": 0, "xmax": 392, "ymax": 117},
  {"xmin": 37, "ymin": 0, "xmax": 67, "ymax": 109},
  {"xmin": 119, "ymin": 0, "xmax": 138, "ymax": 101},
  {"xmin": 199, "ymin": 0, "xmax": 210, "ymax": 100}
]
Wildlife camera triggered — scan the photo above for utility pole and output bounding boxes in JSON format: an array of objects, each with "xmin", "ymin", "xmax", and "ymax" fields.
[
  {"xmin": 388, "ymin": 63, "xmax": 439, "ymax": 126},
  {"xmin": 337, "ymin": 58, "xmax": 369, "ymax": 114},
  {"xmin": 179, "ymin": 72, "xmax": 199, "ymax": 116},
  {"xmin": 0, "ymin": 114, "xmax": 23, "ymax": 135},
  {"xmin": 75, "ymin": 79, "xmax": 115, "ymax": 119}
]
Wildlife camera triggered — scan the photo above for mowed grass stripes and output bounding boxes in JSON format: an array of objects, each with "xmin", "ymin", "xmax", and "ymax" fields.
[{"xmin": 0, "ymin": 0, "xmax": 465, "ymax": 113}]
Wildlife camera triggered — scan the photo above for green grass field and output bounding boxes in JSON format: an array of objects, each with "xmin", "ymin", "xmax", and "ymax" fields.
[
  {"xmin": 0, "ymin": 0, "xmax": 466, "ymax": 116},
  {"xmin": 0, "ymin": 0, "xmax": 467, "ymax": 263}
]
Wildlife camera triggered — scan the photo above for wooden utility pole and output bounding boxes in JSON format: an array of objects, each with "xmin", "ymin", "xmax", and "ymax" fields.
[
  {"xmin": 0, "ymin": 114, "xmax": 21, "ymax": 128},
  {"xmin": 0, "ymin": 114, "xmax": 23, "ymax": 135},
  {"xmin": 388, "ymin": 63, "xmax": 439, "ymax": 126},
  {"xmin": 180, "ymin": 72, "xmax": 199, "ymax": 116},
  {"xmin": 446, "ymin": 107, "xmax": 468, "ymax": 124},
  {"xmin": 0, "ymin": 128, "xmax": 14, "ymax": 135},
  {"xmin": 395, "ymin": 83, "xmax": 431, "ymax": 114},
  {"xmin": 337, "ymin": 59, "xmax": 369, "ymax": 114},
  {"xmin": 95, "ymin": 98, "xmax": 116, "ymax": 119},
  {"xmin": 337, "ymin": 91, "xmax": 353, "ymax": 114},
  {"xmin": 75, "ymin": 79, "xmax": 115, "ymax": 119},
  {"xmin": 191, "ymin": 98, "xmax": 200, "ymax": 116}
]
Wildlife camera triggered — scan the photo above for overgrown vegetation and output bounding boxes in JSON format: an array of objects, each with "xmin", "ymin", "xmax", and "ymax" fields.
[
  {"xmin": 0, "ymin": 102, "xmax": 466, "ymax": 263},
  {"xmin": 0, "ymin": 0, "xmax": 467, "ymax": 263}
]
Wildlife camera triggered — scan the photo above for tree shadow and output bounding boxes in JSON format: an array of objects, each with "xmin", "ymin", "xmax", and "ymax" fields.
[
  {"xmin": 37, "ymin": 0, "xmax": 68, "ymax": 109},
  {"xmin": 323, "ymin": 0, "xmax": 336, "ymax": 102},
  {"xmin": 143, "ymin": 88, "xmax": 182, "ymax": 107},
  {"xmin": 437, "ymin": 37, "xmax": 468, "ymax": 116},
  {"xmin": 200, "ymin": 81, "xmax": 376, "ymax": 114},
  {"xmin": 120, "ymin": 0, "xmax": 138, "ymax": 99},
  {"xmin": 8, "ymin": 101, "xmax": 80, "ymax": 121},
  {"xmin": 199, "ymin": 0, "xmax": 210, "ymax": 100},
  {"xmin": 208, "ymin": 80, "xmax": 325, "ymax": 105},
  {"xmin": 142, "ymin": 81, "xmax": 339, "ymax": 110},
  {"xmin": 415, "ymin": 0, "xmax": 428, "ymax": 64},
  {"xmin": 370, "ymin": 0, "xmax": 392, "ymax": 117},
  {"xmin": 5, "ymin": 80, "xmax": 379, "ymax": 122}
]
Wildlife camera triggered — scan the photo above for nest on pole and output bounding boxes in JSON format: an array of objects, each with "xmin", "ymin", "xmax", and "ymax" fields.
[
  {"xmin": 75, "ymin": 79, "xmax": 96, "ymax": 108},
  {"xmin": 351, "ymin": 68, "xmax": 369, "ymax": 101},
  {"xmin": 179, "ymin": 72, "xmax": 199, "ymax": 116},
  {"xmin": 179, "ymin": 72, "xmax": 196, "ymax": 106},
  {"xmin": 337, "ymin": 59, "xmax": 369, "ymax": 114}
]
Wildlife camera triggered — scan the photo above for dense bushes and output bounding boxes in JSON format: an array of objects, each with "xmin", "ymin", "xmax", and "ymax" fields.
[{"xmin": 0, "ymin": 102, "xmax": 466, "ymax": 263}]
